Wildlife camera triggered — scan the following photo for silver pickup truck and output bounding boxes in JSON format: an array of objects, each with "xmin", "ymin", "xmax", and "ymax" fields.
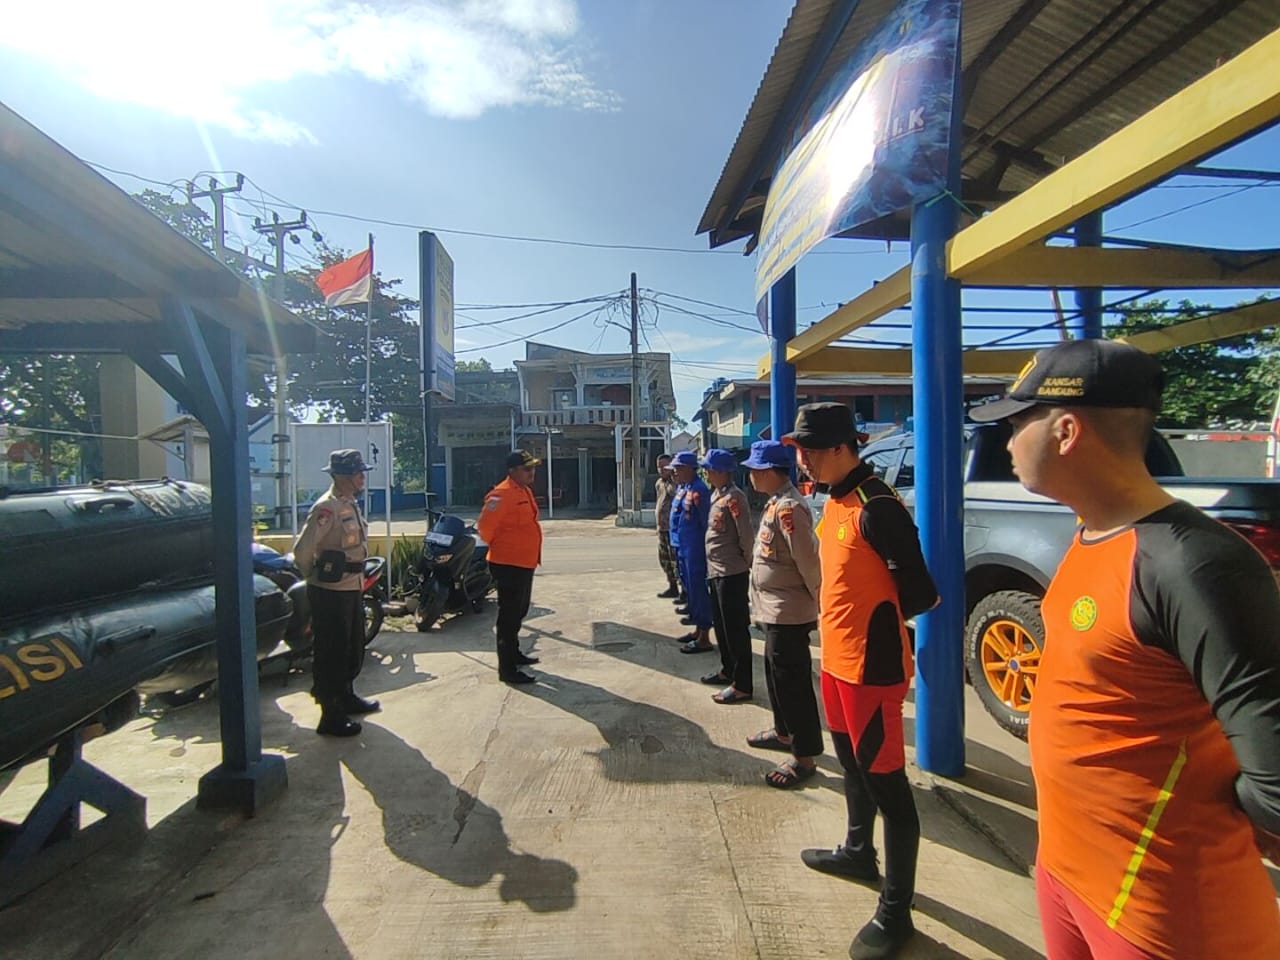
[{"xmin": 816, "ymin": 422, "xmax": 1280, "ymax": 738}]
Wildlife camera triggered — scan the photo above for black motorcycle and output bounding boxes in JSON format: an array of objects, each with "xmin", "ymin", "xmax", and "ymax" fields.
[
  {"xmin": 408, "ymin": 510, "xmax": 495, "ymax": 632},
  {"xmin": 251, "ymin": 543, "xmax": 388, "ymax": 648}
]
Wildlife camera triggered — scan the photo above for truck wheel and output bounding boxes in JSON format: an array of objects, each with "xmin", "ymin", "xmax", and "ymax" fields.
[{"xmin": 965, "ymin": 590, "xmax": 1044, "ymax": 740}]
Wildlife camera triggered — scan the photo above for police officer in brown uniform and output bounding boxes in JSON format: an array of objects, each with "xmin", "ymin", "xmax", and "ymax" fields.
[
  {"xmin": 700, "ymin": 448, "xmax": 756, "ymax": 704},
  {"xmin": 293, "ymin": 449, "xmax": 379, "ymax": 737},
  {"xmin": 654, "ymin": 454, "xmax": 681, "ymax": 599},
  {"xmin": 741, "ymin": 440, "xmax": 825, "ymax": 789}
]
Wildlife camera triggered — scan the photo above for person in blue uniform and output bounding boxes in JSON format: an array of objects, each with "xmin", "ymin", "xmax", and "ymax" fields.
[{"xmin": 670, "ymin": 451, "xmax": 713, "ymax": 653}]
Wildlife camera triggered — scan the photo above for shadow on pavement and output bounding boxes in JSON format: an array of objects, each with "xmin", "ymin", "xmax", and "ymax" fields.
[
  {"xmin": 521, "ymin": 670, "xmax": 769, "ymax": 786},
  {"xmin": 340, "ymin": 720, "xmax": 578, "ymax": 912},
  {"xmin": 914, "ymin": 893, "xmax": 1045, "ymax": 960}
]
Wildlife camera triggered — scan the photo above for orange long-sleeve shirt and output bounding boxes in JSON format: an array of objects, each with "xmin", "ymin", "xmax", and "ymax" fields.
[{"xmin": 476, "ymin": 476, "xmax": 542, "ymax": 569}]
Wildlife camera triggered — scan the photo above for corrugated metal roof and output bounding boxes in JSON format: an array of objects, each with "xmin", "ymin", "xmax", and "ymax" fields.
[
  {"xmin": 700, "ymin": 0, "xmax": 1280, "ymax": 245},
  {"xmin": 0, "ymin": 102, "xmax": 312, "ymax": 355}
]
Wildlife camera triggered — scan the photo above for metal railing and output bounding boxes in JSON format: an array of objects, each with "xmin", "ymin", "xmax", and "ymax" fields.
[{"xmin": 523, "ymin": 406, "xmax": 639, "ymax": 427}]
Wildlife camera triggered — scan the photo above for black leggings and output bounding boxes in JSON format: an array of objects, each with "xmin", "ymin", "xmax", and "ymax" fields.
[{"xmin": 832, "ymin": 730, "xmax": 920, "ymax": 922}]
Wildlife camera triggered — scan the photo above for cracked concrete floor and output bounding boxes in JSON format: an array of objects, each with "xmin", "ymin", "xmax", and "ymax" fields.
[{"xmin": 2, "ymin": 527, "xmax": 1045, "ymax": 960}]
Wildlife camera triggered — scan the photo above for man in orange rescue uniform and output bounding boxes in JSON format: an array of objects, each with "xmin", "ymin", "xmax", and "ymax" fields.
[
  {"xmin": 477, "ymin": 450, "xmax": 544, "ymax": 686},
  {"xmin": 971, "ymin": 338, "xmax": 1280, "ymax": 960},
  {"xmin": 784, "ymin": 403, "xmax": 938, "ymax": 960}
]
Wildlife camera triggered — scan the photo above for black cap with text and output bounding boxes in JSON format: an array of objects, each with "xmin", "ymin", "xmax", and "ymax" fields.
[
  {"xmin": 506, "ymin": 449, "xmax": 542, "ymax": 469},
  {"xmin": 969, "ymin": 339, "xmax": 1165, "ymax": 423}
]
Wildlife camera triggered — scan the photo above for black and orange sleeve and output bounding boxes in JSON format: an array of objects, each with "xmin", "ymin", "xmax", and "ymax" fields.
[{"xmin": 1130, "ymin": 502, "xmax": 1280, "ymax": 836}]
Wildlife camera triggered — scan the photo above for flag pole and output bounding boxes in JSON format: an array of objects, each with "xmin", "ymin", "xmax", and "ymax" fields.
[{"xmin": 364, "ymin": 234, "xmax": 374, "ymax": 521}]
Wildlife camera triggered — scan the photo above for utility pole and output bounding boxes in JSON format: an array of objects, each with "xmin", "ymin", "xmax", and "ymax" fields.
[
  {"xmin": 630, "ymin": 273, "xmax": 642, "ymax": 518},
  {"xmin": 255, "ymin": 211, "xmax": 310, "ymax": 529},
  {"xmin": 187, "ymin": 174, "xmax": 244, "ymax": 260}
]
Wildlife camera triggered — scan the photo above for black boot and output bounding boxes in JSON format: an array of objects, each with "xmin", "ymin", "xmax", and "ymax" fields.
[
  {"xmin": 317, "ymin": 711, "xmax": 362, "ymax": 737},
  {"xmin": 848, "ymin": 908, "xmax": 915, "ymax": 960},
  {"xmin": 657, "ymin": 585, "xmax": 680, "ymax": 599},
  {"xmin": 340, "ymin": 693, "xmax": 381, "ymax": 715}
]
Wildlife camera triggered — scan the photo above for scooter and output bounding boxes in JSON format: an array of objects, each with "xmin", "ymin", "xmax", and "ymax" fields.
[
  {"xmin": 251, "ymin": 542, "xmax": 388, "ymax": 648},
  {"xmin": 408, "ymin": 510, "xmax": 495, "ymax": 632}
]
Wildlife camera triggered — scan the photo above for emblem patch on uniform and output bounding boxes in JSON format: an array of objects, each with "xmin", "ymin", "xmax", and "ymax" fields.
[
  {"xmin": 779, "ymin": 508, "xmax": 794, "ymax": 534},
  {"xmin": 836, "ymin": 524, "xmax": 847, "ymax": 541},
  {"xmin": 315, "ymin": 507, "xmax": 333, "ymax": 528},
  {"xmin": 1070, "ymin": 596, "xmax": 1098, "ymax": 631},
  {"xmin": 728, "ymin": 499, "xmax": 741, "ymax": 519},
  {"xmin": 485, "ymin": 497, "xmax": 501, "ymax": 511}
]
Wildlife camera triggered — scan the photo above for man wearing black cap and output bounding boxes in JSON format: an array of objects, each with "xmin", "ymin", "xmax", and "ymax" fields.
[
  {"xmin": 293, "ymin": 449, "xmax": 380, "ymax": 737},
  {"xmin": 970, "ymin": 339, "xmax": 1280, "ymax": 960},
  {"xmin": 783, "ymin": 404, "xmax": 937, "ymax": 960},
  {"xmin": 477, "ymin": 450, "xmax": 545, "ymax": 685}
]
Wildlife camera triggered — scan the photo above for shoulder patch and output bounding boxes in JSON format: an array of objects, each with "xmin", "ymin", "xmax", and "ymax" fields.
[
  {"xmin": 779, "ymin": 507, "xmax": 795, "ymax": 534},
  {"xmin": 727, "ymin": 498, "xmax": 741, "ymax": 519},
  {"xmin": 485, "ymin": 497, "xmax": 501, "ymax": 511},
  {"xmin": 314, "ymin": 506, "xmax": 333, "ymax": 528}
]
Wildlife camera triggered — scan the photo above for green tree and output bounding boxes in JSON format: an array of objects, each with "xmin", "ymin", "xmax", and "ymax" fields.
[
  {"xmin": 132, "ymin": 190, "xmax": 427, "ymax": 488},
  {"xmin": 456, "ymin": 358, "xmax": 492, "ymax": 372},
  {"xmin": 1107, "ymin": 300, "xmax": 1275, "ymax": 428},
  {"xmin": 0, "ymin": 353, "xmax": 104, "ymax": 482}
]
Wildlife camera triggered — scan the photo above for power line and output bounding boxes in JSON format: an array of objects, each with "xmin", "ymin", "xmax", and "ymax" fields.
[
  {"xmin": 456, "ymin": 295, "xmax": 622, "ymax": 330},
  {"xmin": 456, "ymin": 302, "xmax": 612, "ymax": 354},
  {"xmin": 1110, "ymin": 182, "xmax": 1267, "ymax": 232}
]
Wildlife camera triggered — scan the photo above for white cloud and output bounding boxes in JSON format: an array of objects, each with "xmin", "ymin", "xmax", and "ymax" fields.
[{"xmin": 2, "ymin": 0, "xmax": 618, "ymax": 144}]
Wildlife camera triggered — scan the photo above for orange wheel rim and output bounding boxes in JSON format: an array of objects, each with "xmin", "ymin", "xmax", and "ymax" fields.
[{"xmin": 979, "ymin": 618, "xmax": 1041, "ymax": 714}]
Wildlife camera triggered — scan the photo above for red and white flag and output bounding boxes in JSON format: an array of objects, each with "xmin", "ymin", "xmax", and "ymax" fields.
[{"xmin": 315, "ymin": 247, "xmax": 372, "ymax": 306}]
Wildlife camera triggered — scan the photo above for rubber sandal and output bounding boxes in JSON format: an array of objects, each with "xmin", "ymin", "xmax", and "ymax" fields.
[
  {"xmin": 680, "ymin": 639, "xmax": 715, "ymax": 654},
  {"xmin": 766, "ymin": 760, "xmax": 818, "ymax": 789},
  {"xmin": 712, "ymin": 686, "xmax": 752, "ymax": 704},
  {"xmin": 747, "ymin": 729, "xmax": 791, "ymax": 752},
  {"xmin": 700, "ymin": 671, "xmax": 731, "ymax": 685}
]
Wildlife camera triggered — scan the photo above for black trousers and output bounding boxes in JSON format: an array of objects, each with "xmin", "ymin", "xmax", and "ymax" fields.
[
  {"xmin": 762, "ymin": 621, "xmax": 823, "ymax": 757},
  {"xmin": 307, "ymin": 585, "xmax": 365, "ymax": 707},
  {"xmin": 833, "ymin": 730, "xmax": 920, "ymax": 923},
  {"xmin": 709, "ymin": 572, "xmax": 752, "ymax": 695},
  {"xmin": 490, "ymin": 562, "xmax": 535, "ymax": 676}
]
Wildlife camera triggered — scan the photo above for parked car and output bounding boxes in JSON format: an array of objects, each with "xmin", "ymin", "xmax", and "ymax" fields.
[{"xmin": 811, "ymin": 422, "xmax": 1280, "ymax": 738}]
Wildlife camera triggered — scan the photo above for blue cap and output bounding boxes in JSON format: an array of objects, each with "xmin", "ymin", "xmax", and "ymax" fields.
[
  {"xmin": 699, "ymin": 448, "xmax": 737, "ymax": 472},
  {"xmin": 671, "ymin": 450, "xmax": 699, "ymax": 468},
  {"xmin": 741, "ymin": 440, "xmax": 793, "ymax": 471}
]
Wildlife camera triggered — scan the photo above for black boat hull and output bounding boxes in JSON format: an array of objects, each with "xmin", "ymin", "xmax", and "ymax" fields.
[
  {"xmin": 0, "ymin": 575, "xmax": 290, "ymax": 772},
  {"xmin": 0, "ymin": 480, "xmax": 215, "ymax": 619}
]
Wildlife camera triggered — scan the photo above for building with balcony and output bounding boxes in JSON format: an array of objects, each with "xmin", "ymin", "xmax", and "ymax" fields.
[
  {"xmin": 514, "ymin": 341, "xmax": 675, "ymax": 510},
  {"xmin": 433, "ymin": 343, "xmax": 676, "ymax": 511},
  {"xmin": 695, "ymin": 374, "xmax": 1008, "ymax": 453}
]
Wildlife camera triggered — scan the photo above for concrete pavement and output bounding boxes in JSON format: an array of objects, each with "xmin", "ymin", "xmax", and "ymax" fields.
[{"xmin": 2, "ymin": 525, "xmax": 1047, "ymax": 960}]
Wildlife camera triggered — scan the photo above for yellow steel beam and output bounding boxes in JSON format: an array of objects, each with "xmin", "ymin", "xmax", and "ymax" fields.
[
  {"xmin": 784, "ymin": 265, "xmax": 912, "ymax": 366},
  {"xmin": 948, "ymin": 27, "xmax": 1280, "ymax": 280},
  {"xmin": 793, "ymin": 345, "xmax": 1036, "ymax": 377},
  {"xmin": 1117, "ymin": 298, "xmax": 1280, "ymax": 351},
  {"xmin": 968, "ymin": 246, "xmax": 1280, "ymax": 288}
]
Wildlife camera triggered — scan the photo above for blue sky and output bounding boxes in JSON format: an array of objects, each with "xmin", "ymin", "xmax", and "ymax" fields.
[{"xmin": 2, "ymin": 0, "xmax": 1277, "ymax": 420}]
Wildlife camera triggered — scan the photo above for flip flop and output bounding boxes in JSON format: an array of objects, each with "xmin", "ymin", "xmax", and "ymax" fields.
[
  {"xmin": 712, "ymin": 686, "xmax": 752, "ymax": 704},
  {"xmin": 747, "ymin": 729, "xmax": 792, "ymax": 752},
  {"xmin": 766, "ymin": 760, "xmax": 818, "ymax": 789},
  {"xmin": 700, "ymin": 671, "xmax": 730, "ymax": 685}
]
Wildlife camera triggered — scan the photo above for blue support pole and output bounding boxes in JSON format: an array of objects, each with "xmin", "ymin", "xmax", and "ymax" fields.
[
  {"xmin": 910, "ymin": 43, "xmax": 966, "ymax": 779},
  {"xmin": 163, "ymin": 302, "xmax": 286, "ymax": 813},
  {"xmin": 769, "ymin": 268, "xmax": 798, "ymax": 441},
  {"xmin": 1074, "ymin": 212, "xmax": 1104, "ymax": 338}
]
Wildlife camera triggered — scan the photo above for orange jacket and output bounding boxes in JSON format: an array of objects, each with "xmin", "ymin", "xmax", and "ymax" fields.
[{"xmin": 477, "ymin": 476, "xmax": 542, "ymax": 569}]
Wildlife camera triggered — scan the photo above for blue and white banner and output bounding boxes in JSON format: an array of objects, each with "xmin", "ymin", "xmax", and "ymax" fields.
[
  {"xmin": 755, "ymin": 0, "xmax": 960, "ymax": 307},
  {"xmin": 420, "ymin": 231, "xmax": 455, "ymax": 401}
]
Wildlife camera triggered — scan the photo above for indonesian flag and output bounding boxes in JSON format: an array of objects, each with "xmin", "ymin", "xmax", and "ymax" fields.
[{"xmin": 316, "ymin": 247, "xmax": 372, "ymax": 306}]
